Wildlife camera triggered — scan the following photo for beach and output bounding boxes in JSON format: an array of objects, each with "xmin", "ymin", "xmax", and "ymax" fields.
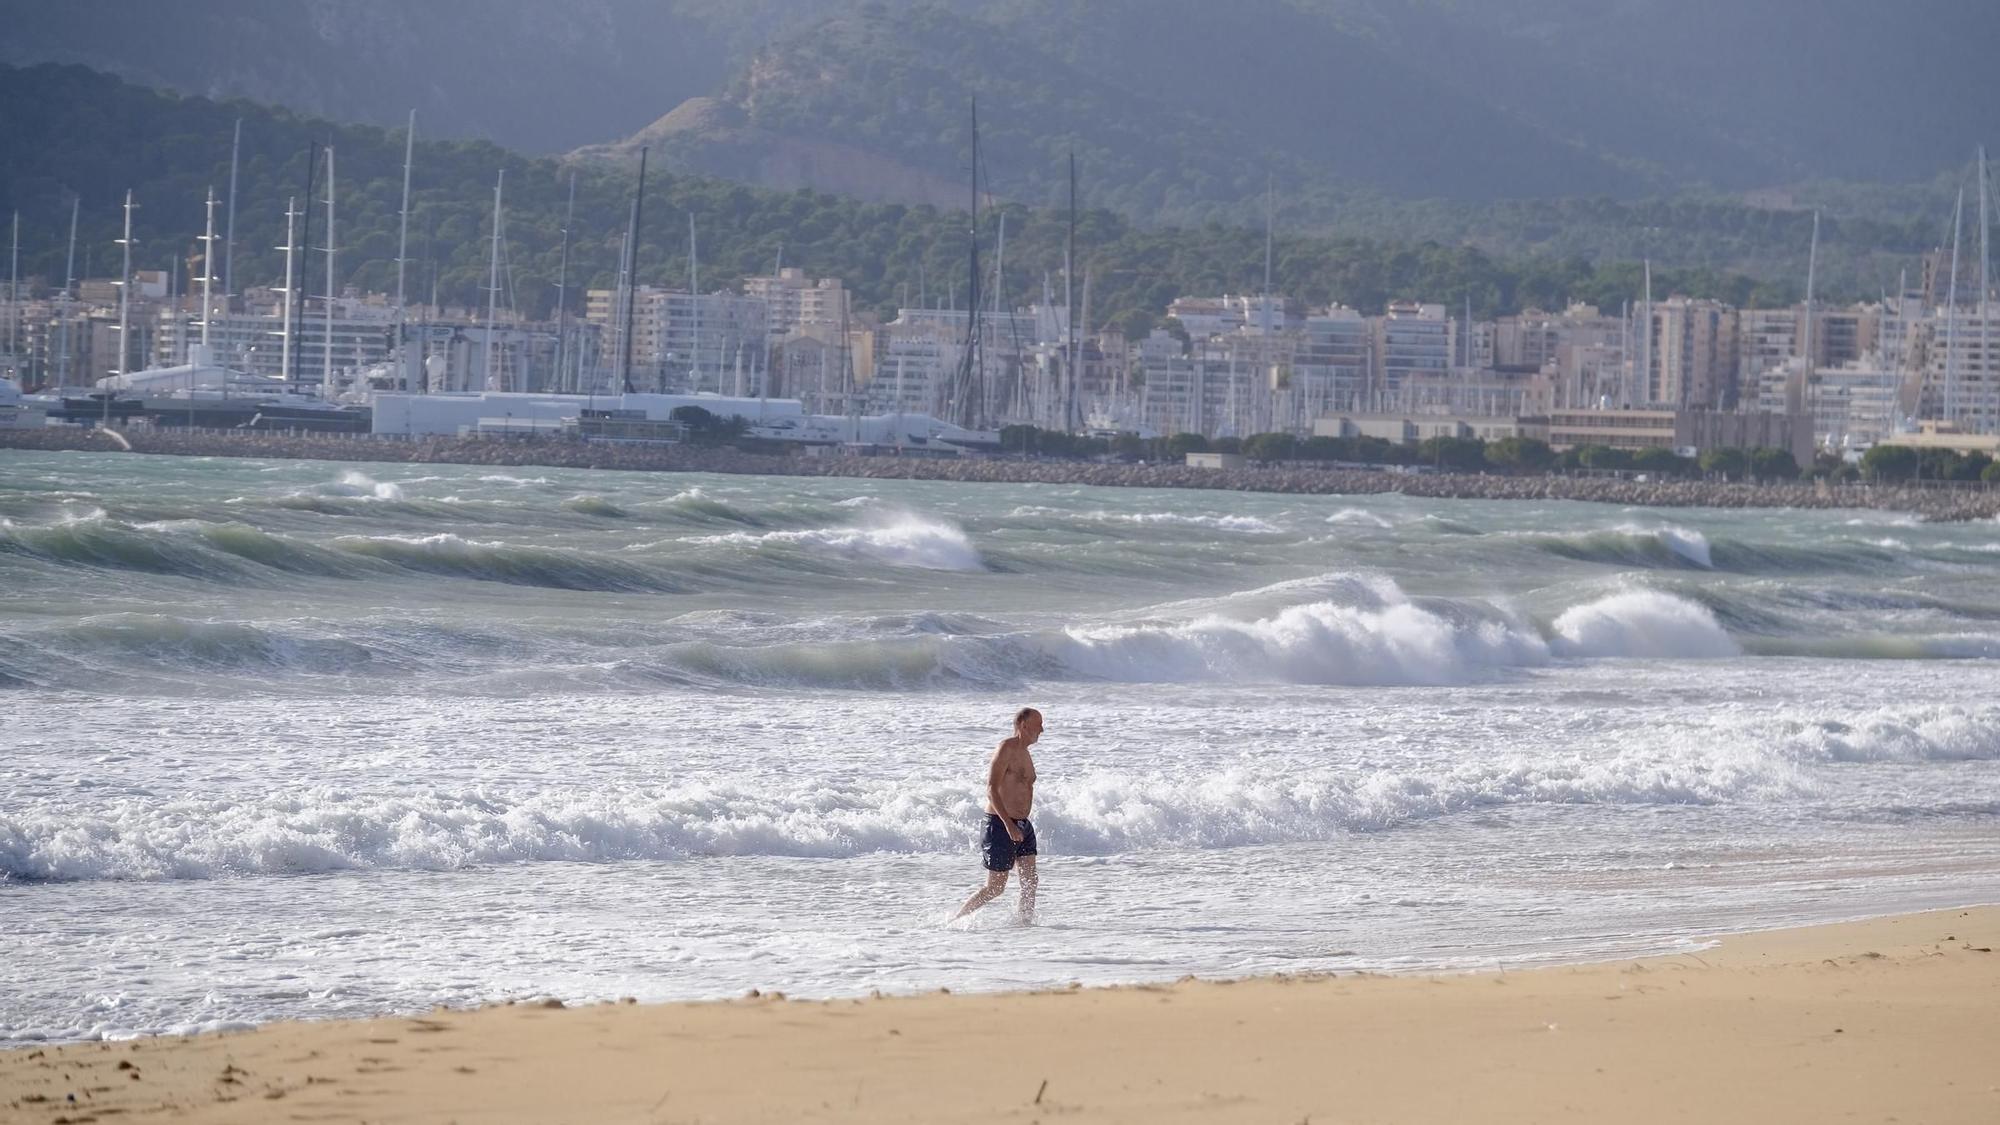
[
  {"xmin": 4, "ymin": 906, "xmax": 1995, "ymax": 1124},
  {"xmin": 5, "ymin": 451, "xmax": 1999, "ymax": 1117}
]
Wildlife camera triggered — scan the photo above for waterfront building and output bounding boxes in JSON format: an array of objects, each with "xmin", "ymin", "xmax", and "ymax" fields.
[
  {"xmin": 1647, "ymin": 297, "xmax": 1737, "ymax": 408},
  {"xmin": 743, "ymin": 268, "xmax": 849, "ymax": 336},
  {"xmin": 1919, "ymin": 307, "xmax": 2000, "ymax": 434},
  {"xmin": 865, "ymin": 319, "xmax": 962, "ymax": 416},
  {"xmin": 1291, "ymin": 306, "xmax": 1373, "ymax": 417},
  {"xmin": 1373, "ymin": 302, "xmax": 1455, "ymax": 403}
]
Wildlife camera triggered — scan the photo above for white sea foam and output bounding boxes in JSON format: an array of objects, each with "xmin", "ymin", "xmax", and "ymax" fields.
[
  {"xmin": 1614, "ymin": 523, "xmax": 1713, "ymax": 567},
  {"xmin": 1550, "ymin": 590, "xmax": 1739, "ymax": 658},
  {"xmin": 696, "ymin": 512, "xmax": 984, "ymax": 571},
  {"xmin": 1114, "ymin": 511, "xmax": 1283, "ymax": 533},
  {"xmin": 1047, "ymin": 596, "xmax": 1549, "ymax": 686},
  {"xmin": 326, "ymin": 471, "xmax": 403, "ymax": 501},
  {"xmin": 12, "ymin": 700, "xmax": 1998, "ymax": 883},
  {"xmin": 1326, "ymin": 508, "xmax": 1394, "ymax": 528},
  {"xmin": 1006, "ymin": 506, "xmax": 1281, "ymax": 533}
]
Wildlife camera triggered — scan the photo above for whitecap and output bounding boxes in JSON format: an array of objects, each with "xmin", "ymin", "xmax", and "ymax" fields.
[{"xmin": 1550, "ymin": 590, "xmax": 1738, "ymax": 658}]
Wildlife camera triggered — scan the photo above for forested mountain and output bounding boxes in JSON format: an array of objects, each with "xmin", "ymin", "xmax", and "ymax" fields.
[
  {"xmin": 7, "ymin": 0, "xmax": 1996, "ymax": 213},
  {"xmin": 2, "ymin": 64, "xmax": 1841, "ymax": 341}
]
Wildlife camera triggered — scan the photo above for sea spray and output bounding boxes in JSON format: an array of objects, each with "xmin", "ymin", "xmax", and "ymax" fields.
[
  {"xmin": 693, "ymin": 510, "xmax": 984, "ymax": 571},
  {"xmin": 1550, "ymin": 589, "xmax": 1739, "ymax": 658},
  {"xmin": 12, "ymin": 700, "xmax": 1999, "ymax": 882},
  {"xmin": 1326, "ymin": 508, "xmax": 1395, "ymax": 528},
  {"xmin": 1048, "ymin": 599, "xmax": 1548, "ymax": 685}
]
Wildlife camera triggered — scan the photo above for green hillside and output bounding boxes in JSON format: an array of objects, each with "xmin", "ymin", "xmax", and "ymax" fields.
[{"xmin": 0, "ymin": 63, "xmax": 1937, "ymax": 343}]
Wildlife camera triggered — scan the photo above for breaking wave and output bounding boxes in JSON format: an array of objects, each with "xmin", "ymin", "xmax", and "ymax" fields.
[
  {"xmin": 693, "ymin": 511, "xmax": 984, "ymax": 571},
  {"xmin": 1531, "ymin": 525, "xmax": 1713, "ymax": 569},
  {"xmin": 1326, "ymin": 508, "xmax": 1395, "ymax": 529},
  {"xmin": 1550, "ymin": 589, "xmax": 1740, "ymax": 658},
  {"xmin": 12, "ymin": 701, "xmax": 1998, "ymax": 881},
  {"xmin": 1528, "ymin": 524, "xmax": 1916, "ymax": 575},
  {"xmin": 647, "ymin": 486, "xmax": 766, "ymax": 526},
  {"xmin": 1109, "ymin": 511, "xmax": 1283, "ymax": 534},
  {"xmin": 561, "ymin": 494, "xmax": 629, "ymax": 518},
  {"xmin": 331, "ymin": 533, "xmax": 681, "ymax": 592},
  {"xmin": 0, "ymin": 512, "xmax": 362, "ymax": 582}
]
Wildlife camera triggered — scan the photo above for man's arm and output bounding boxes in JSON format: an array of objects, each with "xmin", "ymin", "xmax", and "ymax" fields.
[{"xmin": 987, "ymin": 739, "xmax": 1023, "ymax": 841}]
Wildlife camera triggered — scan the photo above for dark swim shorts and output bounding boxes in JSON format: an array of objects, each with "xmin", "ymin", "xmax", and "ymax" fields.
[{"xmin": 981, "ymin": 814, "xmax": 1038, "ymax": 872}]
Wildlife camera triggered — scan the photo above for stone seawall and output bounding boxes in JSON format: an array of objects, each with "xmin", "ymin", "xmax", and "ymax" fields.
[{"xmin": 4, "ymin": 427, "xmax": 1998, "ymax": 521}]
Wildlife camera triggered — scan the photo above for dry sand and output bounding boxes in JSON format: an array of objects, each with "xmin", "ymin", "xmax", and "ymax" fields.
[{"xmin": 4, "ymin": 906, "xmax": 1996, "ymax": 1124}]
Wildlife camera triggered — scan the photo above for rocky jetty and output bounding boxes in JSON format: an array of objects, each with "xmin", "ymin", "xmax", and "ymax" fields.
[{"xmin": 5, "ymin": 427, "xmax": 1997, "ymax": 521}]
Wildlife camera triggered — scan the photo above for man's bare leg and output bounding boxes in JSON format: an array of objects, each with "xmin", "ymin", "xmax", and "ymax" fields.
[
  {"xmin": 953, "ymin": 870, "xmax": 1009, "ymax": 921},
  {"xmin": 1014, "ymin": 856, "xmax": 1037, "ymax": 924}
]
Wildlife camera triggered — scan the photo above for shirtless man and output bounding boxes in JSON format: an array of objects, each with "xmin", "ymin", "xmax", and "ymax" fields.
[{"xmin": 953, "ymin": 707, "xmax": 1042, "ymax": 924}]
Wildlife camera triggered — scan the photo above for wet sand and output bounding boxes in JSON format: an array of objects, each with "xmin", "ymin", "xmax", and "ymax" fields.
[{"xmin": 4, "ymin": 906, "xmax": 1996, "ymax": 1124}]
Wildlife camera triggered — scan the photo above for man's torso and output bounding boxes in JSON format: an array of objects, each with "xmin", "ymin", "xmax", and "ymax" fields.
[{"xmin": 994, "ymin": 739, "xmax": 1036, "ymax": 819}]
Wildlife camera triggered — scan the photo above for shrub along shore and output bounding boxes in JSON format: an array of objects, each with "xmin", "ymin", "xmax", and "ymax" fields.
[{"xmin": 3, "ymin": 426, "xmax": 1997, "ymax": 521}]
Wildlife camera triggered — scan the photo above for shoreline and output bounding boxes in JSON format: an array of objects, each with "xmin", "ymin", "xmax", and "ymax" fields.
[
  {"xmin": 5, "ymin": 905, "xmax": 1996, "ymax": 1123},
  {"xmin": 6, "ymin": 426, "xmax": 1999, "ymax": 521}
]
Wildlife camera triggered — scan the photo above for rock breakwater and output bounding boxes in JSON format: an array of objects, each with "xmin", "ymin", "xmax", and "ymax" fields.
[{"xmin": 4, "ymin": 426, "xmax": 1997, "ymax": 521}]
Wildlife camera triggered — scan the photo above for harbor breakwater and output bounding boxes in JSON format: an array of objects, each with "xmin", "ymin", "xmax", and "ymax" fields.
[{"xmin": 4, "ymin": 426, "xmax": 1997, "ymax": 521}]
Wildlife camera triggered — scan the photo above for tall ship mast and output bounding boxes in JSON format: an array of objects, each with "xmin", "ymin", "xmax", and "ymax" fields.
[{"xmin": 948, "ymin": 97, "xmax": 985, "ymax": 431}]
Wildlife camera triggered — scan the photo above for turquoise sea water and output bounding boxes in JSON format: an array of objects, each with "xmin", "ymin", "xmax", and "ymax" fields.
[{"xmin": 3, "ymin": 450, "xmax": 1998, "ymax": 1040}]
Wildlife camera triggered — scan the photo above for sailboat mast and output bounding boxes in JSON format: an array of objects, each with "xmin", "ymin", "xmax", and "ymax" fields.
[
  {"xmin": 555, "ymin": 171, "xmax": 574, "ymax": 393},
  {"xmin": 6, "ymin": 211, "xmax": 17, "ymax": 370},
  {"xmin": 484, "ymin": 169, "xmax": 504, "ymax": 392},
  {"xmin": 322, "ymin": 146, "xmax": 337, "ymax": 394},
  {"xmin": 951, "ymin": 95, "xmax": 984, "ymax": 431},
  {"xmin": 396, "ymin": 110, "xmax": 415, "ymax": 391},
  {"xmin": 224, "ymin": 117, "xmax": 241, "ymax": 298},
  {"xmin": 1800, "ymin": 209, "xmax": 1818, "ymax": 421},
  {"xmin": 610, "ymin": 224, "xmax": 630, "ymax": 395},
  {"xmin": 112, "ymin": 189, "xmax": 135, "ymax": 423},
  {"xmin": 57, "ymin": 196, "xmax": 78, "ymax": 388},
  {"xmin": 1980, "ymin": 146, "xmax": 1991, "ymax": 319},
  {"xmin": 620, "ymin": 146, "xmax": 647, "ymax": 394},
  {"xmin": 1263, "ymin": 174, "xmax": 1274, "ymax": 338},
  {"xmin": 993, "ymin": 210, "xmax": 1007, "ymax": 417},
  {"xmin": 1638, "ymin": 259, "xmax": 1652, "ymax": 407},
  {"xmin": 1064, "ymin": 150, "xmax": 1076, "ymax": 433},
  {"xmin": 199, "ymin": 188, "xmax": 218, "ymax": 352},
  {"xmin": 279, "ymin": 197, "xmax": 298, "ymax": 392},
  {"xmin": 1943, "ymin": 185, "xmax": 1964, "ymax": 425},
  {"xmin": 293, "ymin": 145, "xmax": 318, "ymax": 390},
  {"xmin": 689, "ymin": 212, "xmax": 700, "ymax": 392}
]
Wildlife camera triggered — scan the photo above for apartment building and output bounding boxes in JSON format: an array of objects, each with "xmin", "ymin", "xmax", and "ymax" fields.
[
  {"xmin": 1292, "ymin": 306, "xmax": 1373, "ymax": 416},
  {"xmin": 1374, "ymin": 302, "xmax": 1455, "ymax": 402},
  {"xmin": 744, "ymin": 268, "xmax": 849, "ymax": 336},
  {"xmin": 1647, "ymin": 297, "xmax": 1737, "ymax": 408}
]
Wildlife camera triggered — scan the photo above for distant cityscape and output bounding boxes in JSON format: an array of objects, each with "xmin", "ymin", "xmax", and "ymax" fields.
[{"xmin": 3, "ymin": 245, "xmax": 1998, "ymax": 463}]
